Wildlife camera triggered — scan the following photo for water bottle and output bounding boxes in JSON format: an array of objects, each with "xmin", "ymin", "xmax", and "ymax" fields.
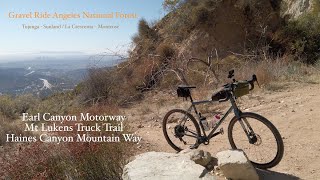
[
  {"xmin": 210, "ymin": 114, "xmax": 221, "ymax": 128},
  {"xmin": 200, "ymin": 116, "xmax": 210, "ymax": 131}
]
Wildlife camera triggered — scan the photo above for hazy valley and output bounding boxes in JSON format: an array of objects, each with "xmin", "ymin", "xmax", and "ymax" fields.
[{"xmin": 0, "ymin": 56, "xmax": 123, "ymax": 97}]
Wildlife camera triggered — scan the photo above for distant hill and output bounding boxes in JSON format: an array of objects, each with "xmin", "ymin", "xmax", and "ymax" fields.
[{"xmin": 0, "ymin": 57, "xmax": 125, "ymax": 97}]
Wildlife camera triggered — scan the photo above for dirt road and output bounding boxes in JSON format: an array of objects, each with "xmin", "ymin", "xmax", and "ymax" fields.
[{"xmin": 125, "ymin": 82, "xmax": 320, "ymax": 179}]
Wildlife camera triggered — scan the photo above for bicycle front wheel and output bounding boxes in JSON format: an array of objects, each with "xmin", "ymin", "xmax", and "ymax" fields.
[
  {"xmin": 228, "ymin": 112, "xmax": 284, "ymax": 169},
  {"xmin": 163, "ymin": 109, "xmax": 201, "ymax": 152}
]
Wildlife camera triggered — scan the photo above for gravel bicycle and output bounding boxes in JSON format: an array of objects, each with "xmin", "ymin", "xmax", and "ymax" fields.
[{"xmin": 162, "ymin": 70, "xmax": 284, "ymax": 169}]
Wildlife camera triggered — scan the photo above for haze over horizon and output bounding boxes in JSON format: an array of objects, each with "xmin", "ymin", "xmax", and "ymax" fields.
[{"xmin": 0, "ymin": 50, "xmax": 124, "ymax": 62}]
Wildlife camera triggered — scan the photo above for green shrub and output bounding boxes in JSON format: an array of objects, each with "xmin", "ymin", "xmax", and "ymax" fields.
[
  {"xmin": 0, "ymin": 114, "xmax": 33, "ymax": 146},
  {"xmin": 156, "ymin": 43, "xmax": 176, "ymax": 61},
  {"xmin": 138, "ymin": 19, "xmax": 157, "ymax": 40},
  {"xmin": 14, "ymin": 94, "xmax": 39, "ymax": 114},
  {"xmin": 4, "ymin": 118, "xmax": 134, "ymax": 179},
  {"xmin": 133, "ymin": 19, "xmax": 159, "ymax": 57},
  {"xmin": 0, "ymin": 94, "xmax": 42, "ymax": 119},
  {"xmin": 0, "ymin": 95, "xmax": 16, "ymax": 118},
  {"xmin": 2, "ymin": 102, "xmax": 133, "ymax": 178},
  {"xmin": 80, "ymin": 68, "xmax": 114, "ymax": 105},
  {"xmin": 284, "ymin": 13, "xmax": 320, "ymax": 64},
  {"xmin": 194, "ymin": 7, "xmax": 210, "ymax": 24},
  {"xmin": 27, "ymin": 92, "xmax": 75, "ymax": 117},
  {"xmin": 79, "ymin": 66, "xmax": 143, "ymax": 106}
]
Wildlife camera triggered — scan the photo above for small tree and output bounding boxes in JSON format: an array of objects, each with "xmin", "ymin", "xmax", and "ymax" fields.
[
  {"xmin": 285, "ymin": 13, "xmax": 320, "ymax": 64},
  {"xmin": 138, "ymin": 19, "xmax": 157, "ymax": 39}
]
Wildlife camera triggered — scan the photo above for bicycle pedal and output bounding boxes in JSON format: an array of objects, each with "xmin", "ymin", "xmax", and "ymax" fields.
[
  {"xmin": 219, "ymin": 128, "xmax": 224, "ymax": 135},
  {"xmin": 189, "ymin": 143, "xmax": 199, "ymax": 149}
]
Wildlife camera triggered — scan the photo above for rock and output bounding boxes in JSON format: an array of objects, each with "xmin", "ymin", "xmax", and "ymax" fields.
[
  {"xmin": 281, "ymin": 0, "xmax": 314, "ymax": 19},
  {"xmin": 179, "ymin": 148, "xmax": 194, "ymax": 154},
  {"xmin": 179, "ymin": 149, "xmax": 218, "ymax": 170},
  {"xmin": 216, "ymin": 150, "xmax": 259, "ymax": 180},
  {"xmin": 137, "ymin": 124, "xmax": 144, "ymax": 128},
  {"xmin": 190, "ymin": 150, "xmax": 213, "ymax": 167},
  {"xmin": 122, "ymin": 151, "xmax": 216, "ymax": 180},
  {"xmin": 179, "ymin": 149, "xmax": 217, "ymax": 168}
]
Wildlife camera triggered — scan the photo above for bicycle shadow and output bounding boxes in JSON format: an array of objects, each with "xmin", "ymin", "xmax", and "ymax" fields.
[
  {"xmin": 257, "ymin": 169, "xmax": 300, "ymax": 180},
  {"xmin": 199, "ymin": 164, "xmax": 300, "ymax": 180}
]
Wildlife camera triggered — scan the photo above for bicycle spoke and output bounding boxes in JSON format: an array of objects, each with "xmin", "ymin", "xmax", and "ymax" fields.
[
  {"xmin": 229, "ymin": 115, "xmax": 280, "ymax": 166},
  {"xmin": 163, "ymin": 109, "xmax": 200, "ymax": 151}
]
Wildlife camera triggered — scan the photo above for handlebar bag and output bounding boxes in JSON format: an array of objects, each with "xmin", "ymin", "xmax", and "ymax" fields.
[{"xmin": 234, "ymin": 81, "xmax": 250, "ymax": 97}]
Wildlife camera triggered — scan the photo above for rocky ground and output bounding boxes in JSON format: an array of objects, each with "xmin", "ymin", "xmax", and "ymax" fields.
[{"xmin": 123, "ymin": 81, "xmax": 320, "ymax": 179}]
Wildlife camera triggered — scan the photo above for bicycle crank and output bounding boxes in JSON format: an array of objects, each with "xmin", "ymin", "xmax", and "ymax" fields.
[{"xmin": 179, "ymin": 137, "xmax": 187, "ymax": 145}]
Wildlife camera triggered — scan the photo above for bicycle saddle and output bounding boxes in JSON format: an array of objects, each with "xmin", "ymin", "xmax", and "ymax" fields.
[{"xmin": 177, "ymin": 85, "xmax": 196, "ymax": 89}]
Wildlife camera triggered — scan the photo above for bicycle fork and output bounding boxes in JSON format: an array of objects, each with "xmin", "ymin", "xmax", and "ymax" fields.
[{"xmin": 231, "ymin": 98, "xmax": 257, "ymax": 144}]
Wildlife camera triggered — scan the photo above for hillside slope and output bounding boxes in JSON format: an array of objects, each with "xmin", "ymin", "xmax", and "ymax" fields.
[{"xmin": 80, "ymin": 0, "xmax": 319, "ymax": 106}]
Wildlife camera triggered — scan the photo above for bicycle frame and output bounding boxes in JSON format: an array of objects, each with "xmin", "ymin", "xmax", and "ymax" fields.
[{"xmin": 185, "ymin": 94, "xmax": 245, "ymax": 141}]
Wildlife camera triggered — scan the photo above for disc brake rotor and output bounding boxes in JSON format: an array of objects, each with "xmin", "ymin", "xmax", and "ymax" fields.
[{"xmin": 250, "ymin": 133, "xmax": 262, "ymax": 146}]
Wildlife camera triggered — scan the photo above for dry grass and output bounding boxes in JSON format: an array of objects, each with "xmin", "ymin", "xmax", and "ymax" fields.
[
  {"xmin": 215, "ymin": 57, "xmax": 320, "ymax": 91},
  {"xmin": 0, "ymin": 105, "xmax": 135, "ymax": 180},
  {"xmin": 0, "ymin": 114, "xmax": 32, "ymax": 146},
  {"xmin": 2, "ymin": 139, "xmax": 132, "ymax": 180},
  {"xmin": 0, "ymin": 95, "xmax": 17, "ymax": 119}
]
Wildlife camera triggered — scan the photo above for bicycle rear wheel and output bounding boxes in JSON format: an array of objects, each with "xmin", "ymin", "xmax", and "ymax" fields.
[
  {"xmin": 163, "ymin": 109, "xmax": 201, "ymax": 152},
  {"xmin": 228, "ymin": 112, "xmax": 284, "ymax": 169}
]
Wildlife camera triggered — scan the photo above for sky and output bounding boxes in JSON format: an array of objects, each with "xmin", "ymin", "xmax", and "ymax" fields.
[{"xmin": 0, "ymin": 0, "xmax": 165, "ymax": 59}]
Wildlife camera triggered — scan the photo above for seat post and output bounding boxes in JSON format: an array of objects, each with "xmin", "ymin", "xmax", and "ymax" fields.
[
  {"xmin": 189, "ymin": 94, "xmax": 194, "ymax": 103},
  {"xmin": 189, "ymin": 95, "xmax": 200, "ymax": 116}
]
